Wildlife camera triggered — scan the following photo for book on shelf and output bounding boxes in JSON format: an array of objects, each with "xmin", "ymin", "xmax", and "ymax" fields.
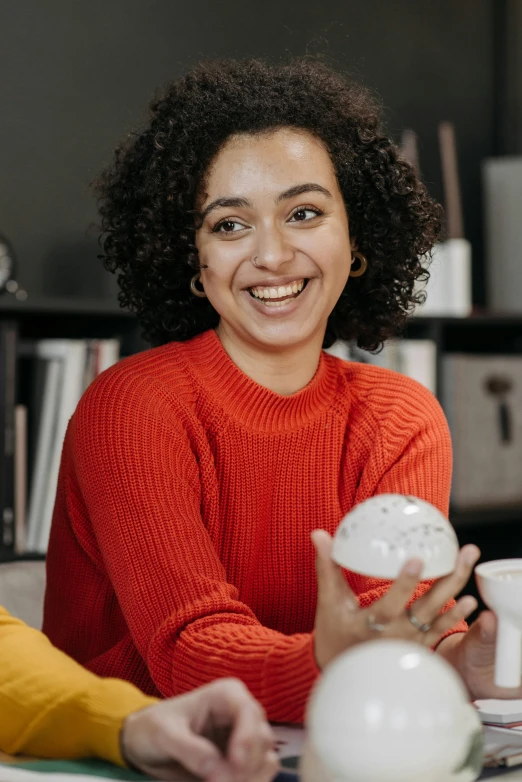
[
  {"xmin": 328, "ymin": 339, "xmax": 437, "ymax": 396},
  {"xmin": 0, "ymin": 320, "xmax": 18, "ymax": 560},
  {"xmin": 15, "ymin": 338, "xmax": 121, "ymax": 556},
  {"xmin": 14, "ymin": 404, "xmax": 27, "ymax": 555}
]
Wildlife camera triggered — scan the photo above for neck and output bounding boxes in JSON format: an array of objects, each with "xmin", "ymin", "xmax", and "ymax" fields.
[{"xmin": 215, "ymin": 322, "xmax": 324, "ymax": 396}]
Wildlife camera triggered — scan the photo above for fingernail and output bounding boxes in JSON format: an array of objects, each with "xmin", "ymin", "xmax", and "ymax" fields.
[
  {"xmin": 463, "ymin": 547, "xmax": 480, "ymax": 566},
  {"xmin": 405, "ymin": 559, "xmax": 423, "ymax": 576},
  {"xmin": 460, "ymin": 596, "xmax": 477, "ymax": 615}
]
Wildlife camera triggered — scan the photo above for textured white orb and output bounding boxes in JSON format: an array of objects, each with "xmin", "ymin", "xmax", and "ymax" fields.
[{"xmin": 332, "ymin": 494, "xmax": 459, "ymax": 579}]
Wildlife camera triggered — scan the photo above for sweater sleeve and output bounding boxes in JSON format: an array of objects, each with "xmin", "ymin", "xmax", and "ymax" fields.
[
  {"xmin": 348, "ymin": 379, "xmax": 468, "ymax": 640},
  {"xmin": 0, "ymin": 608, "xmax": 157, "ymax": 764},
  {"xmin": 70, "ymin": 377, "xmax": 319, "ymax": 725}
]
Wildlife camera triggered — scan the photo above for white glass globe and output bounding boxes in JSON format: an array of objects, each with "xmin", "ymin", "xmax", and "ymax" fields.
[{"xmin": 304, "ymin": 639, "xmax": 483, "ymax": 782}]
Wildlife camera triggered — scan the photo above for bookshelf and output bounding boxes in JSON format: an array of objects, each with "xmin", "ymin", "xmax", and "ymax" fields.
[
  {"xmin": 1, "ymin": 299, "xmax": 522, "ymax": 578},
  {"xmin": 0, "ymin": 295, "xmax": 147, "ymax": 357}
]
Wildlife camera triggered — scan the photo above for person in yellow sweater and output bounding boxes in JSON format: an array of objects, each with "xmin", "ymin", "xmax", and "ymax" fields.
[{"xmin": 0, "ymin": 608, "xmax": 279, "ymax": 782}]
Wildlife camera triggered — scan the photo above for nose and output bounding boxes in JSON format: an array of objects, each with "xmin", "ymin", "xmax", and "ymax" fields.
[{"xmin": 253, "ymin": 224, "xmax": 295, "ymax": 271}]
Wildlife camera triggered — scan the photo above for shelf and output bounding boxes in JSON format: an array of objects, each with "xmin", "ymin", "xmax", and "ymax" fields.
[
  {"xmin": 0, "ymin": 553, "xmax": 46, "ymax": 564},
  {"xmin": 2, "ymin": 296, "xmax": 522, "ymax": 325},
  {"xmin": 0, "ymin": 294, "xmax": 135, "ymax": 318},
  {"xmin": 411, "ymin": 312, "xmax": 522, "ymax": 327},
  {"xmin": 450, "ymin": 505, "xmax": 522, "ymax": 527}
]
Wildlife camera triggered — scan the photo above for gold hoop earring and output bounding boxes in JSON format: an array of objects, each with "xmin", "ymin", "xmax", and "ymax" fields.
[
  {"xmin": 349, "ymin": 251, "xmax": 368, "ymax": 278},
  {"xmin": 190, "ymin": 273, "xmax": 207, "ymax": 298}
]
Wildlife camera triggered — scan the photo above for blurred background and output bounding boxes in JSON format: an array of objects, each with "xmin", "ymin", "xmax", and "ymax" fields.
[{"xmin": 0, "ymin": 1, "xmax": 521, "ymax": 614}]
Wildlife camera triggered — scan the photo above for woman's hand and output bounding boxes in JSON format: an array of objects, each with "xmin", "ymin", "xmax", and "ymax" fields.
[
  {"xmin": 121, "ymin": 678, "xmax": 279, "ymax": 782},
  {"xmin": 440, "ymin": 610, "xmax": 522, "ymax": 701},
  {"xmin": 312, "ymin": 529, "xmax": 480, "ymax": 670}
]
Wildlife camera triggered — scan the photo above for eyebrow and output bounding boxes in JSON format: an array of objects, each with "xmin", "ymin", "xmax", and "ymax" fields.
[{"xmin": 200, "ymin": 182, "xmax": 332, "ymax": 221}]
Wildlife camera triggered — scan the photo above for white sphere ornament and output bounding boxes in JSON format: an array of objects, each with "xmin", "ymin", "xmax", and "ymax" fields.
[
  {"xmin": 331, "ymin": 494, "xmax": 459, "ymax": 580},
  {"xmin": 303, "ymin": 640, "xmax": 483, "ymax": 782}
]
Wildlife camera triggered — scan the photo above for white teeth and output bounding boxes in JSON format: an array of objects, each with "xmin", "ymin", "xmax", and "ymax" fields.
[{"xmin": 250, "ymin": 279, "xmax": 306, "ymax": 299}]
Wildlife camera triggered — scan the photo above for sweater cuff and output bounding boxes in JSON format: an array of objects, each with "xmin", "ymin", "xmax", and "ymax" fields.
[
  {"xmin": 79, "ymin": 678, "xmax": 158, "ymax": 766},
  {"xmin": 433, "ymin": 618, "xmax": 468, "ymax": 650},
  {"xmin": 263, "ymin": 633, "xmax": 320, "ymax": 724}
]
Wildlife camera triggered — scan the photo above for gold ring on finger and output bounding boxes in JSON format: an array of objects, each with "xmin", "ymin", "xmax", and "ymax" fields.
[
  {"xmin": 406, "ymin": 607, "xmax": 432, "ymax": 633},
  {"xmin": 367, "ymin": 613, "xmax": 388, "ymax": 632}
]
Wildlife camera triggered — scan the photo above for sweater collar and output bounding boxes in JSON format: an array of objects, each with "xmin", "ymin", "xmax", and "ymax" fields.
[{"xmin": 179, "ymin": 330, "xmax": 341, "ymax": 431}]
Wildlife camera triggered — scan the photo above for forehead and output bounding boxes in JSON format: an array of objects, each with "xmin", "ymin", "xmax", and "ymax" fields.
[{"xmin": 201, "ymin": 128, "xmax": 338, "ymax": 199}]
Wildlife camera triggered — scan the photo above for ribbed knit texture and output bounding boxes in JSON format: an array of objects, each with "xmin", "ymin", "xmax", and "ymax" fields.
[
  {"xmin": 43, "ymin": 329, "xmax": 466, "ymax": 724},
  {"xmin": 0, "ymin": 608, "xmax": 157, "ymax": 765}
]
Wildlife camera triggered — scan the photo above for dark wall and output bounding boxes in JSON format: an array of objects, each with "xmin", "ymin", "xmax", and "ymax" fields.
[{"xmin": 0, "ymin": 0, "xmax": 494, "ymax": 304}]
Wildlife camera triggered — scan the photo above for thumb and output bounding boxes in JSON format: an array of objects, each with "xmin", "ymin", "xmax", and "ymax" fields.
[{"xmin": 311, "ymin": 529, "xmax": 357, "ymax": 608}]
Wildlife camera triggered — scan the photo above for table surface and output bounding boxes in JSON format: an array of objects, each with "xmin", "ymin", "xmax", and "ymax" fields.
[{"xmin": 1, "ymin": 750, "xmax": 522, "ymax": 780}]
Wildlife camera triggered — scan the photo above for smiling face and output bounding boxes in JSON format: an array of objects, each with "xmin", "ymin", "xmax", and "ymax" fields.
[{"xmin": 196, "ymin": 127, "xmax": 353, "ymax": 354}]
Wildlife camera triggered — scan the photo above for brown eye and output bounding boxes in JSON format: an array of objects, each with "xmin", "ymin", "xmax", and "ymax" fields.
[
  {"xmin": 289, "ymin": 207, "xmax": 322, "ymax": 223},
  {"xmin": 212, "ymin": 219, "xmax": 244, "ymax": 234}
]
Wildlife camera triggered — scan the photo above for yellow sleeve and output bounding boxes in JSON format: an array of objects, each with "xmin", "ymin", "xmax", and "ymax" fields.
[{"xmin": 0, "ymin": 608, "xmax": 157, "ymax": 765}]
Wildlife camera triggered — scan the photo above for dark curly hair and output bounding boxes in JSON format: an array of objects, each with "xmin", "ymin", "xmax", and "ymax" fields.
[{"xmin": 95, "ymin": 57, "xmax": 442, "ymax": 351}]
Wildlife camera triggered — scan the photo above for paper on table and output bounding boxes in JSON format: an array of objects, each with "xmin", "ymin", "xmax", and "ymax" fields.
[
  {"xmin": 484, "ymin": 723, "xmax": 522, "ymax": 770},
  {"xmin": 273, "ymin": 725, "xmax": 306, "ymax": 760}
]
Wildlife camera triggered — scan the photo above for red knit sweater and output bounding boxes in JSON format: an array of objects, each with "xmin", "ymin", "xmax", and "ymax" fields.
[{"xmin": 43, "ymin": 329, "xmax": 466, "ymax": 723}]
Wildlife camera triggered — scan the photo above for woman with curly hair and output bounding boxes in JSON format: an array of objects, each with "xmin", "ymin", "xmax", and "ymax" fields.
[{"xmin": 43, "ymin": 57, "xmax": 508, "ymax": 726}]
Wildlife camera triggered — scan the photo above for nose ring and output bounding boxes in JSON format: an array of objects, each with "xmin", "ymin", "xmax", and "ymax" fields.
[{"xmin": 251, "ymin": 256, "xmax": 259, "ymax": 268}]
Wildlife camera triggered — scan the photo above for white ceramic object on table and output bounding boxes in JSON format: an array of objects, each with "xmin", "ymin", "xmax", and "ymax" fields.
[
  {"xmin": 331, "ymin": 494, "xmax": 459, "ymax": 580},
  {"xmin": 302, "ymin": 639, "xmax": 483, "ymax": 782},
  {"xmin": 475, "ymin": 559, "xmax": 522, "ymax": 689}
]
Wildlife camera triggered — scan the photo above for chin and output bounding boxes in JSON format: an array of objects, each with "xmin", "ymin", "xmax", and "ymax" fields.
[{"xmin": 247, "ymin": 324, "xmax": 321, "ymax": 351}]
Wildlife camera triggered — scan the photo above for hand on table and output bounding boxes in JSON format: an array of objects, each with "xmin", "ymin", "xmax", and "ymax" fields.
[
  {"xmin": 311, "ymin": 529, "xmax": 480, "ymax": 669},
  {"xmin": 121, "ymin": 678, "xmax": 279, "ymax": 782}
]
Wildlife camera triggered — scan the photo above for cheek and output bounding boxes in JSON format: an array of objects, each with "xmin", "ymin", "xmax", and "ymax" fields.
[
  {"xmin": 199, "ymin": 244, "xmax": 244, "ymax": 294},
  {"xmin": 306, "ymin": 231, "xmax": 351, "ymax": 278}
]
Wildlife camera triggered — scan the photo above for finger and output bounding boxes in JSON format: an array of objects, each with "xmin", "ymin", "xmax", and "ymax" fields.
[
  {"xmin": 311, "ymin": 529, "xmax": 358, "ymax": 609},
  {"xmin": 244, "ymin": 750, "xmax": 280, "ymax": 782},
  {"xmin": 158, "ymin": 721, "xmax": 224, "ymax": 779},
  {"xmin": 369, "ymin": 557, "xmax": 424, "ymax": 623},
  {"xmin": 411, "ymin": 545, "xmax": 480, "ymax": 623},
  {"xmin": 469, "ymin": 609, "xmax": 497, "ymax": 646},
  {"xmin": 201, "ymin": 679, "xmax": 273, "ymax": 775},
  {"xmin": 223, "ymin": 749, "xmax": 280, "ymax": 782},
  {"xmin": 227, "ymin": 703, "xmax": 274, "ymax": 775},
  {"xmin": 423, "ymin": 595, "xmax": 478, "ymax": 645}
]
